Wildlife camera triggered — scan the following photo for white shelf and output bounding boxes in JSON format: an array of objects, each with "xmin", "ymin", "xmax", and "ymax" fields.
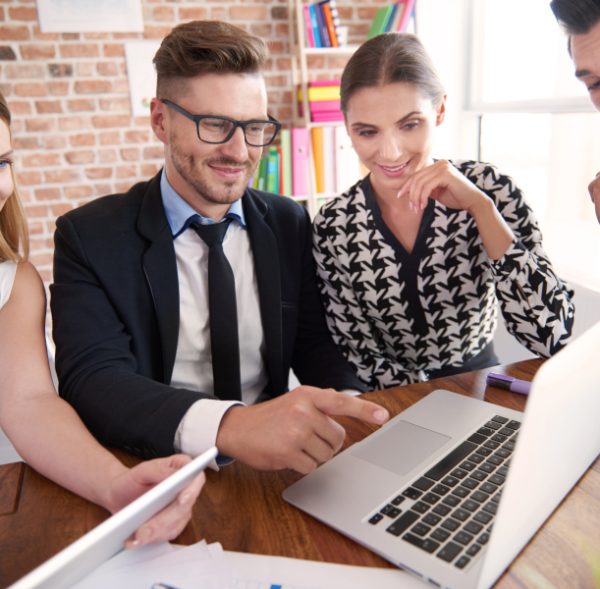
[{"xmin": 303, "ymin": 45, "xmax": 358, "ymax": 56}]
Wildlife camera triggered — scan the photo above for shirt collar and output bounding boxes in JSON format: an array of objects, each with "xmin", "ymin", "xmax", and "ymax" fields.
[{"xmin": 160, "ymin": 169, "xmax": 246, "ymax": 238}]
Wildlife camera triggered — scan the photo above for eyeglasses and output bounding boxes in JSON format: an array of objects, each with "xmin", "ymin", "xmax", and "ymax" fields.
[{"xmin": 160, "ymin": 99, "xmax": 281, "ymax": 147}]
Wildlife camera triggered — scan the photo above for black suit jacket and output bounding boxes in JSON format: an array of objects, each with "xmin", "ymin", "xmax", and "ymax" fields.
[{"xmin": 50, "ymin": 172, "xmax": 365, "ymax": 458}]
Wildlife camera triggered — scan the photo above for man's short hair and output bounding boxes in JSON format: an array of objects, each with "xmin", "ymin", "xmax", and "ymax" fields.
[
  {"xmin": 153, "ymin": 20, "xmax": 268, "ymax": 99},
  {"xmin": 550, "ymin": 0, "xmax": 600, "ymax": 35}
]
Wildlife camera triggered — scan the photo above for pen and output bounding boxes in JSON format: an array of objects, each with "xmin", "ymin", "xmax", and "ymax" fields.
[
  {"xmin": 486, "ymin": 372, "xmax": 531, "ymax": 395},
  {"xmin": 152, "ymin": 584, "xmax": 180, "ymax": 589}
]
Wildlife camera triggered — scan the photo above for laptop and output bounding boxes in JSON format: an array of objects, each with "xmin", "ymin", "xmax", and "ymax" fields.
[
  {"xmin": 284, "ymin": 322, "xmax": 600, "ymax": 589},
  {"xmin": 8, "ymin": 446, "xmax": 218, "ymax": 589}
]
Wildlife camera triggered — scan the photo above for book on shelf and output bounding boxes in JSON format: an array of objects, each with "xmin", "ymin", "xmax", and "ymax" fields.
[
  {"xmin": 303, "ymin": 4, "xmax": 316, "ymax": 49},
  {"xmin": 280, "ymin": 128, "xmax": 293, "ymax": 197},
  {"xmin": 309, "ymin": 99, "xmax": 341, "ymax": 113},
  {"xmin": 333, "ymin": 125, "xmax": 361, "ymax": 193},
  {"xmin": 303, "ymin": 1, "xmax": 342, "ymax": 48},
  {"xmin": 311, "ymin": 127, "xmax": 325, "ymax": 194},
  {"xmin": 266, "ymin": 147, "xmax": 279, "ymax": 194},
  {"xmin": 321, "ymin": 126, "xmax": 336, "ymax": 194},
  {"xmin": 311, "ymin": 111, "xmax": 344, "ymax": 122},
  {"xmin": 307, "ymin": 3, "xmax": 322, "ymax": 47},
  {"xmin": 292, "ymin": 127, "xmax": 310, "ymax": 196},
  {"xmin": 367, "ymin": 1, "xmax": 416, "ymax": 39}
]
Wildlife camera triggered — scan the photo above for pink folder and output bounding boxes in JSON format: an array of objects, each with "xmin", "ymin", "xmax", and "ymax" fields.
[{"xmin": 292, "ymin": 127, "xmax": 310, "ymax": 197}]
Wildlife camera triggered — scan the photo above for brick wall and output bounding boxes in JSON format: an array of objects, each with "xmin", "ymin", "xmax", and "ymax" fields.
[{"xmin": 0, "ymin": 0, "xmax": 380, "ymax": 286}]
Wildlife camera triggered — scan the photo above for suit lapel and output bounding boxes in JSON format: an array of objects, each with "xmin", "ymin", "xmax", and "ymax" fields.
[
  {"xmin": 243, "ymin": 192, "xmax": 284, "ymax": 391},
  {"xmin": 137, "ymin": 174, "xmax": 180, "ymax": 383}
]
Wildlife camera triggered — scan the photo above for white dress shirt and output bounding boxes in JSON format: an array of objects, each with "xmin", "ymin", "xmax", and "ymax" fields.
[{"xmin": 160, "ymin": 172, "xmax": 267, "ymax": 463}]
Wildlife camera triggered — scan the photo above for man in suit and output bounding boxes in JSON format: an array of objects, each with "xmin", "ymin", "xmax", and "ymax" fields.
[
  {"xmin": 551, "ymin": 0, "xmax": 600, "ymax": 223},
  {"xmin": 50, "ymin": 20, "xmax": 389, "ymax": 474}
]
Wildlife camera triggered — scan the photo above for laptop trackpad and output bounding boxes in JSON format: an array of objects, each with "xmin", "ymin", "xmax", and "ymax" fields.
[{"xmin": 350, "ymin": 420, "xmax": 451, "ymax": 476}]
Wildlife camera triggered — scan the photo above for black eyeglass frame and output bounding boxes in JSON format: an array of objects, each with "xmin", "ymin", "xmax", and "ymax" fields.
[{"xmin": 160, "ymin": 98, "xmax": 281, "ymax": 147}]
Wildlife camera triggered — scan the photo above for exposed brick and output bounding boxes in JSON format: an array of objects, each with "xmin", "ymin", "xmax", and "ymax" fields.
[
  {"xmin": 63, "ymin": 186, "xmax": 94, "ymax": 200},
  {"xmin": 116, "ymin": 164, "xmax": 138, "ymax": 178},
  {"xmin": 48, "ymin": 63, "xmax": 73, "ymax": 77},
  {"xmin": 76, "ymin": 63, "xmax": 95, "ymax": 77},
  {"xmin": 124, "ymin": 130, "xmax": 151, "ymax": 143},
  {"xmin": 271, "ymin": 6, "xmax": 287, "ymax": 20},
  {"xmin": 35, "ymin": 187, "xmax": 62, "ymax": 200},
  {"xmin": 96, "ymin": 61, "xmax": 118, "ymax": 76},
  {"xmin": 9, "ymin": 6, "xmax": 39, "ymax": 21},
  {"xmin": 47, "ymin": 81, "xmax": 70, "ymax": 95},
  {"xmin": 22, "ymin": 153, "xmax": 62, "ymax": 168},
  {"xmin": 59, "ymin": 116, "xmax": 92, "ymax": 131},
  {"xmin": 69, "ymin": 133, "xmax": 96, "ymax": 147},
  {"xmin": 98, "ymin": 148, "xmax": 117, "ymax": 162},
  {"xmin": 67, "ymin": 98, "xmax": 95, "ymax": 112},
  {"xmin": 43, "ymin": 135, "xmax": 68, "ymax": 150},
  {"xmin": 75, "ymin": 80, "xmax": 112, "ymax": 94},
  {"xmin": 4, "ymin": 63, "xmax": 44, "ymax": 79},
  {"xmin": 99, "ymin": 131, "xmax": 120, "ymax": 145},
  {"xmin": 92, "ymin": 114, "xmax": 130, "ymax": 128},
  {"xmin": 28, "ymin": 221, "xmax": 46, "ymax": 235},
  {"xmin": 85, "ymin": 167, "xmax": 113, "ymax": 180},
  {"xmin": 141, "ymin": 163, "xmax": 161, "ymax": 177},
  {"xmin": 44, "ymin": 169, "xmax": 81, "ymax": 184},
  {"xmin": 35, "ymin": 99, "xmax": 63, "ymax": 114},
  {"xmin": 65, "ymin": 150, "xmax": 95, "ymax": 165},
  {"xmin": 234, "ymin": 6, "xmax": 270, "ymax": 21},
  {"xmin": 143, "ymin": 146, "xmax": 163, "ymax": 159},
  {"xmin": 25, "ymin": 204, "xmax": 51, "ymax": 218},
  {"xmin": 8, "ymin": 101, "xmax": 33, "ymax": 115},
  {"xmin": 143, "ymin": 25, "xmax": 173, "ymax": 39},
  {"xmin": 99, "ymin": 97, "xmax": 130, "ymax": 112},
  {"xmin": 120, "ymin": 147, "xmax": 140, "ymax": 161},
  {"xmin": 25, "ymin": 118, "xmax": 56, "ymax": 133},
  {"xmin": 14, "ymin": 136, "xmax": 40, "ymax": 150},
  {"xmin": 0, "ymin": 46, "xmax": 17, "ymax": 60},
  {"xmin": 15, "ymin": 170, "xmax": 42, "ymax": 186},
  {"xmin": 0, "ymin": 26, "xmax": 30, "ymax": 41},
  {"xmin": 152, "ymin": 6, "xmax": 175, "ymax": 21},
  {"xmin": 103, "ymin": 44, "xmax": 124, "ymax": 58},
  {"xmin": 178, "ymin": 7, "xmax": 209, "ymax": 20},
  {"xmin": 14, "ymin": 82, "xmax": 47, "ymax": 96},
  {"xmin": 21, "ymin": 44, "xmax": 55, "ymax": 60}
]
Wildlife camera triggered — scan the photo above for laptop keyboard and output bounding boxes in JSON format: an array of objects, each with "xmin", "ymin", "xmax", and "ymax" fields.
[{"xmin": 366, "ymin": 415, "xmax": 521, "ymax": 571}]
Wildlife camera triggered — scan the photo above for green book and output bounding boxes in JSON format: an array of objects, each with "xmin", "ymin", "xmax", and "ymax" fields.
[
  {"xmin": 367, "ymin": 5, "xmax": 392, "ymax": 39},
  {"xmin": 266, "ymin": 146, "xmax": 279, "ymax": 194}
]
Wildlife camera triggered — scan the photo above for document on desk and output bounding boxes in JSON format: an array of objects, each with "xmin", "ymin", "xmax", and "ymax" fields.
[{"xmin": 71, "ymin": 540, "xmax": 426, "ymax": 589}]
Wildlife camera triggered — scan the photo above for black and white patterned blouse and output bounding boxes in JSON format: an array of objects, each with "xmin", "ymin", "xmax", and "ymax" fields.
[{"xmin": 313, "ymin": 160, "xmax": 575, "ymax": 390}]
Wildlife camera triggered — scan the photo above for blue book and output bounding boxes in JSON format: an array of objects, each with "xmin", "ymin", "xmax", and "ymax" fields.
[{"xmin": 308, "ymin": 4, "xmax": 322, "ymax": 48}]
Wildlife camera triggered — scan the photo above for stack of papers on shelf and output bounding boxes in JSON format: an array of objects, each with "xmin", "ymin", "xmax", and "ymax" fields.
[{"xmin": 71, "ymin": 540, "xmax": 426, "ymax": 589}]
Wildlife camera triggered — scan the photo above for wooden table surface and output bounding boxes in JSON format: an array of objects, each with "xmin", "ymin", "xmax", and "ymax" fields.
[{"xmin": 1, "ymin": 359, "xmax": 599, "ymax": 588}]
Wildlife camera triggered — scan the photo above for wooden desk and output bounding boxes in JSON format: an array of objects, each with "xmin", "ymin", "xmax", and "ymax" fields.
[{"xmin": 1, "ymin": 360, "xmax": 599, "ymax": 588}]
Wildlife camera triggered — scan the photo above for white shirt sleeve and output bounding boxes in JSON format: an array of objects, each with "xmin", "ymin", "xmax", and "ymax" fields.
[{"xmin": 174, "ymin": 399, "xmax": 243, "ymax": 470}]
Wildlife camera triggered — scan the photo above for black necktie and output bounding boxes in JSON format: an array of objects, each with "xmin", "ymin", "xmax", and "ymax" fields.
[{"xmin": 191, "ymin": 218, "xmax": 241, "ymax": 401}]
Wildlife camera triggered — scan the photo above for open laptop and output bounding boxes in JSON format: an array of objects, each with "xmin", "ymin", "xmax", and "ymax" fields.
[
  {"xmin": 8, "ymin": 446, "xmax": 218, "ymax": 589},
  {"xmin": 284, "ymin": 322, "xmax": 600, "ymax": 589}
]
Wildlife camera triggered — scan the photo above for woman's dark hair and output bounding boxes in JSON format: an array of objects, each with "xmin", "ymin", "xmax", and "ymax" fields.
[{"xmin": 340, "ymin": 33, "xmax": 445, "ymax": 114}]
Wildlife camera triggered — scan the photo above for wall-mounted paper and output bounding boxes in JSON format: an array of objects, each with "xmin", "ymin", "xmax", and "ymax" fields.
[
  {"xmin": 37, "ymin": 0, "xmax": 144, "ymax": 33},
  {"xmin": 125, "ymin": 41, "xmax": 161, "ymax": 117}
]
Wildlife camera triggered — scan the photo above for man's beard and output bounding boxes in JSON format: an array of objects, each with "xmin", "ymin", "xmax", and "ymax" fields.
[{"xmin": 170, "ymin": 144, "xmax": 255, "ymax": 206}]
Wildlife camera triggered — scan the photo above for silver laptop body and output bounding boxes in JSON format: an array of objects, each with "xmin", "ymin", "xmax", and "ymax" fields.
[{"xmin": 284, "ymin": 322, "xmax": 600, "ymax": 589}]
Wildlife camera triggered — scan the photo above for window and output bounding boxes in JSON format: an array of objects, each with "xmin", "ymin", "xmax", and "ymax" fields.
[{"xmin": 468, "ymin": 0, "xmax": 600, "ymax": 291}]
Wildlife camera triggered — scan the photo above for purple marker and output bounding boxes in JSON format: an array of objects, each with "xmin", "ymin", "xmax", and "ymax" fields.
[{"xmin": 486, "ymin": 372, "xmax": 532, "ymax": 395}]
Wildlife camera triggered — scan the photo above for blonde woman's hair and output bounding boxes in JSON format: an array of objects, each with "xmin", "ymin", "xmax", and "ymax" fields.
[{"xmin": 0, "ymin": 92, "xmax": 29, "ymax": 262}]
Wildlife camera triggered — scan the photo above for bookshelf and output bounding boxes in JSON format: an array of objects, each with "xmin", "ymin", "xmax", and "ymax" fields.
[{"xmin": 288, "ymin": 0, "xmax": 414, "ymax": 217}]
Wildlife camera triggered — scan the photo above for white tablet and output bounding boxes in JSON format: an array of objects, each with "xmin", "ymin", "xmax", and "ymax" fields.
[{"xmin": 8, "ymin": 446, "xmax": 218, "ymax": 589}]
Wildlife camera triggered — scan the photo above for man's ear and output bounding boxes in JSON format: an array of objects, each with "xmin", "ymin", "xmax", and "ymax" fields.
[{"xmin": 150, "ymin": 98, "xmax": 168, "ymax": 145}]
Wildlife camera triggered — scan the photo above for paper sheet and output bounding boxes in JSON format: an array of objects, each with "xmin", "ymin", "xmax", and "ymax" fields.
[{"xmin": 71, "ymin": 540, "xmax": 427, "ymax": 589}]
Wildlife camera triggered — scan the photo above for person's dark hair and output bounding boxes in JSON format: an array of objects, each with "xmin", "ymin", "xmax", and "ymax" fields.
[
  {"xmin": 153, "ymin": 20, "xmax": 268, "ymax": 99},
  {"xmin": 340, "ymin": 33, "xmax": 445, "ymax": 115},
  {"xmin": 550, "ymin": 0, "xmax": 600, "ymax": 35}
]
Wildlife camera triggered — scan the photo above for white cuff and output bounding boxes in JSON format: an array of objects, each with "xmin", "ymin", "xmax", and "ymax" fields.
[{"xmin": 174, "ymin": 399, "xmax": 243, "ymax": 470}]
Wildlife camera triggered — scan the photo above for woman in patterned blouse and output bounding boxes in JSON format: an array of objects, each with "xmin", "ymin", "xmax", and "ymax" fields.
[{"xmin": 313, "ymin": 33, "xmax": 575, "ymax": 390}]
